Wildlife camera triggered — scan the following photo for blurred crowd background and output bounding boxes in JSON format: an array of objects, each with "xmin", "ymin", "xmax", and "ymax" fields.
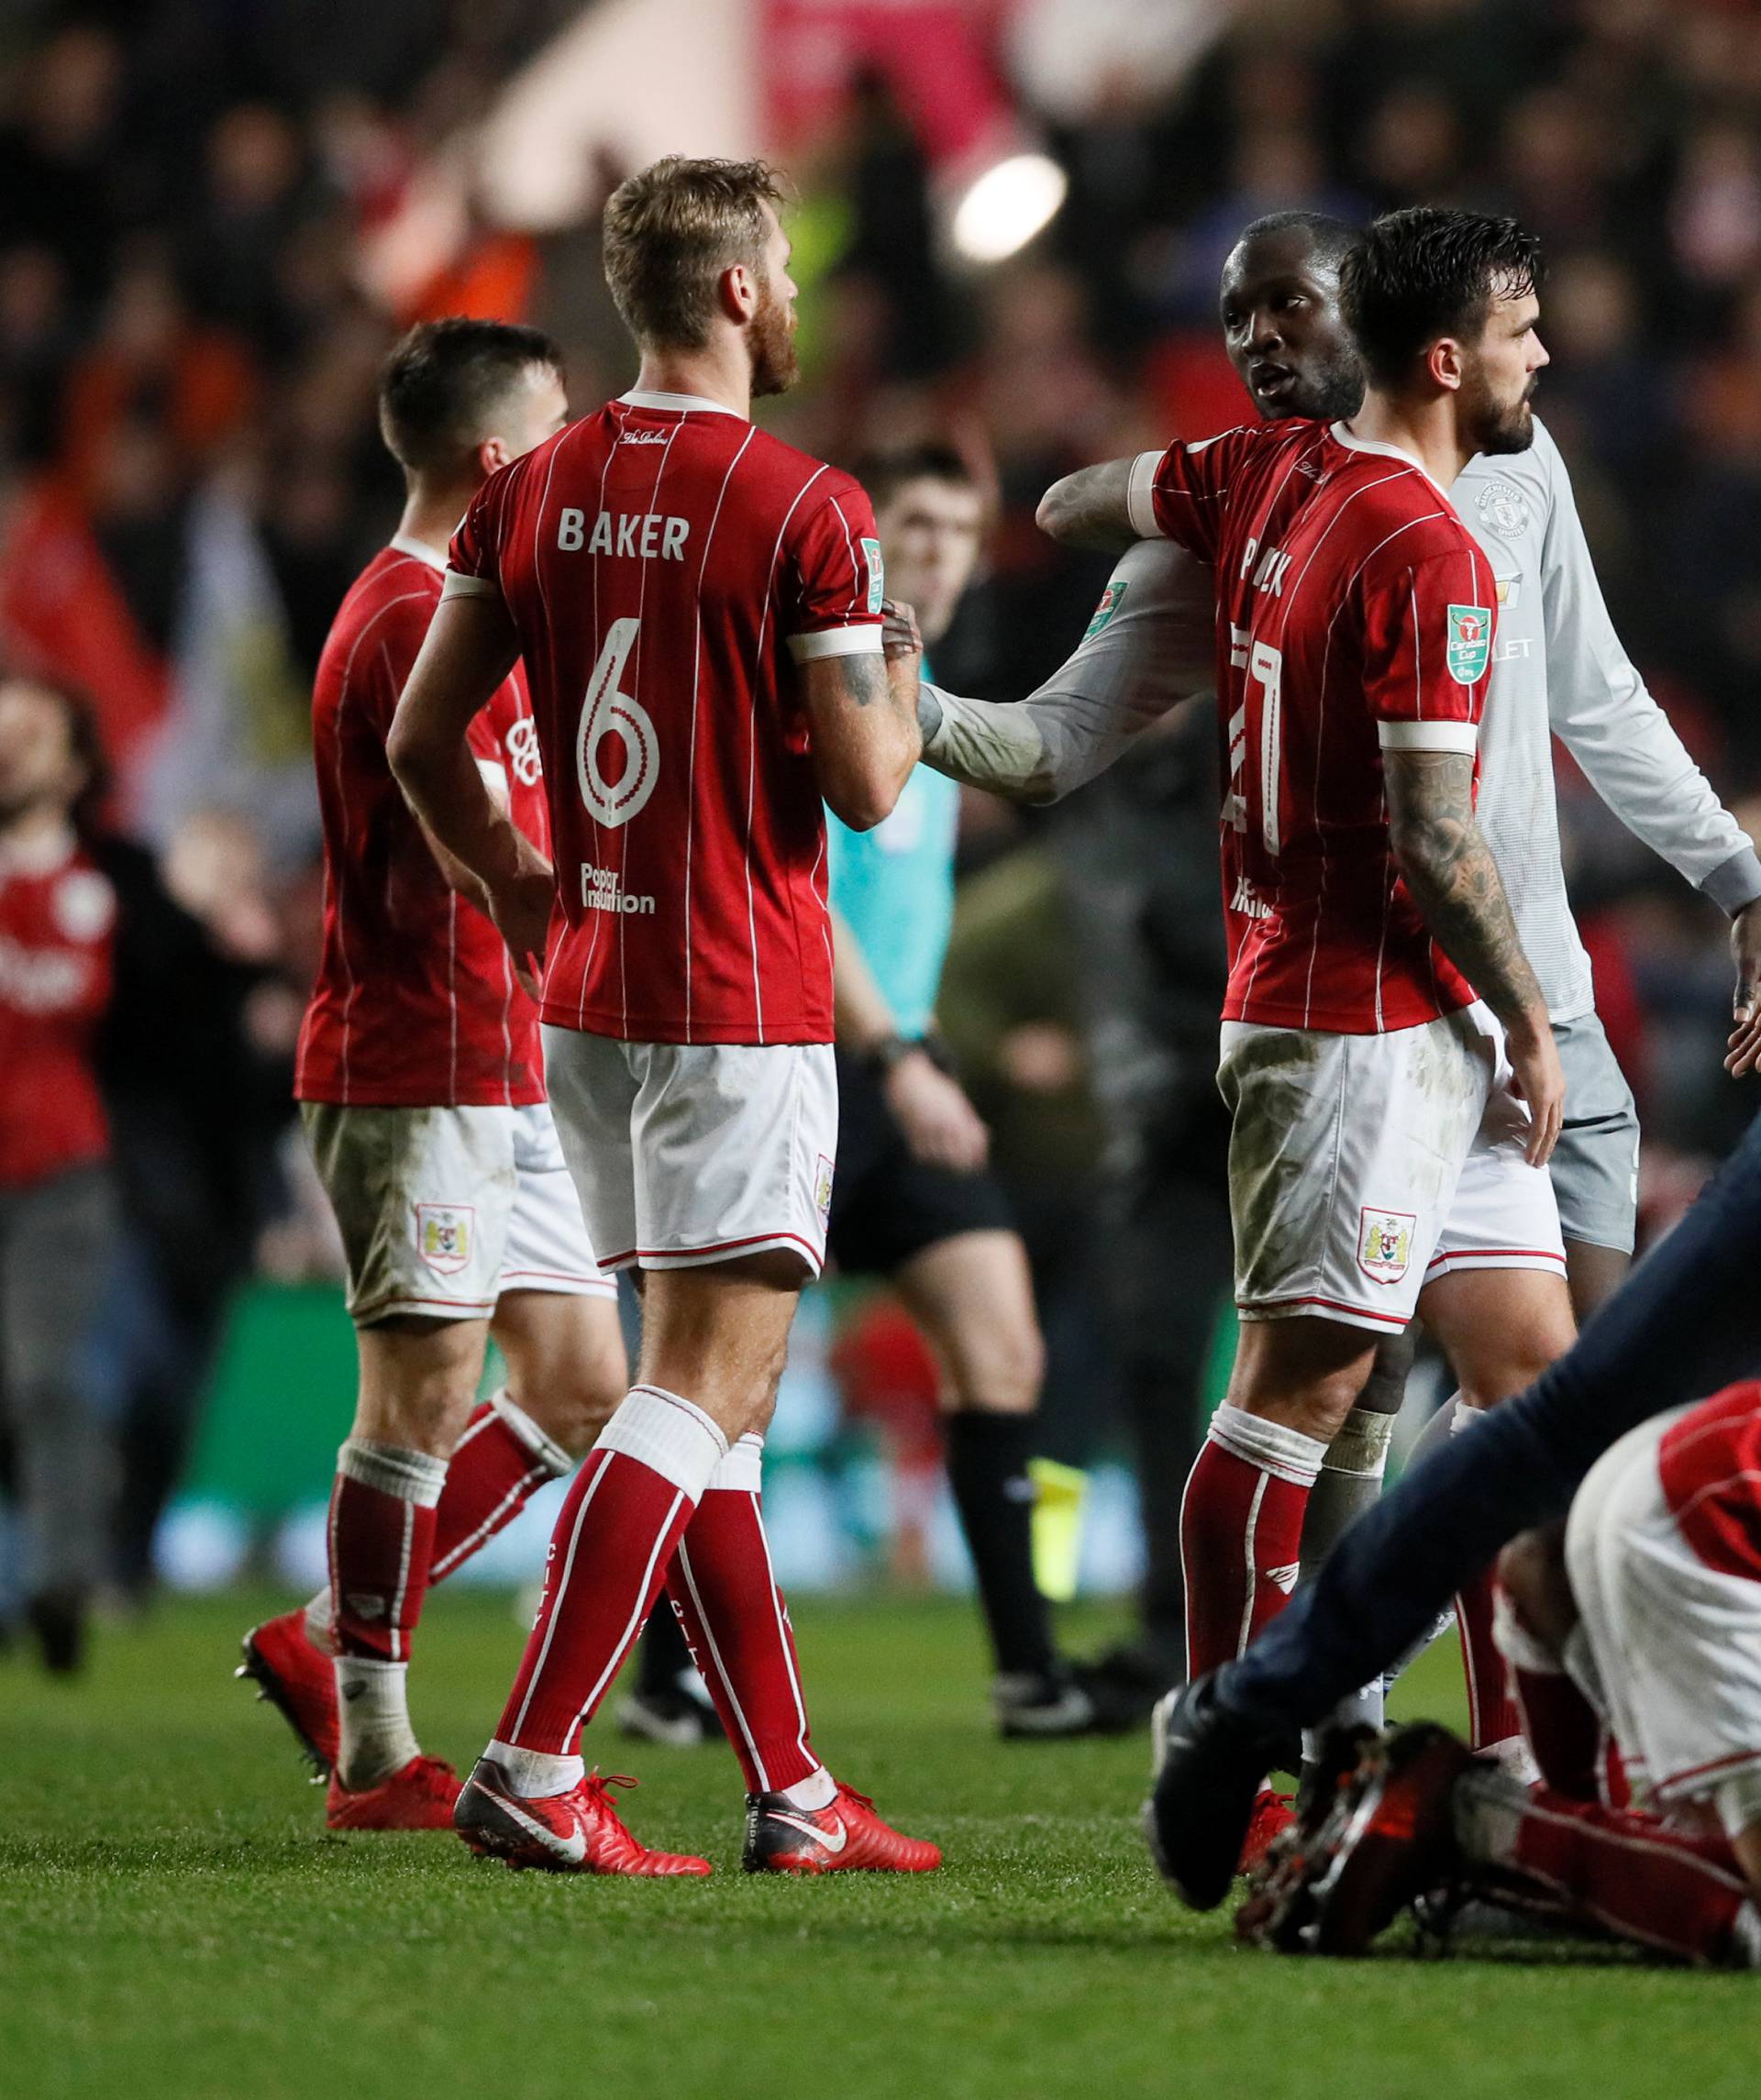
[{"xmin": 3, "ymin": 0, "xmax": 1758, "ymax": 1617}]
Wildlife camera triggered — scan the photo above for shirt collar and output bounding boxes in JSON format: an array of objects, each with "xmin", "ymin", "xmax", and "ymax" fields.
[
  {"xmin": 617, "ymin": 388, "xmax": 747, "ymax": 421},
  {"xmin": 1329, "ymin": 422, "xmax": 1447, "ymax": 496},
  {"xmin": 388, "ymin": 532, "xmax": 447, "ymax": 573}
]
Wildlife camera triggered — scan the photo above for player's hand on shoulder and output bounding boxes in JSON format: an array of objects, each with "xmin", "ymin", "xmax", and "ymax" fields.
[
  {"xmin": 881, "ymin": 599, "xmax": 922, "ymax": 661},
  {"xmin": 885, "ymin": 1049, "xmax": 990, "ymax": 1174}
]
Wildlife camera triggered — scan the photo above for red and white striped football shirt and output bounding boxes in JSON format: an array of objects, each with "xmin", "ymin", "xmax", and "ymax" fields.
[
  {"xmin": 445, "ymin": 390, "xmax": 885, "ymax": 1045},
  {"xmin": 295, "ymin": 536, "xmax": 547, "ymax": 1108},
  {"xmin": 1135, "ymin": 418, "xmax": 1499, "ymax": 1033}
]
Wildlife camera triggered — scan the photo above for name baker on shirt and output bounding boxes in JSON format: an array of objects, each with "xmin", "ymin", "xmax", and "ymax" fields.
[
  {"xmin": 558, "ymin": 508, "xmax": 690, "ymax": 560},
  {"xmin": 580, "ymin": 862, "xmax": 656, "ymax": 916}
]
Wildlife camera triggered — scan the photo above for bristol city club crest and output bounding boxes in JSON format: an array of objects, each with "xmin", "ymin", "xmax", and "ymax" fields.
[
  {"xmin": 415, "ymin": 1203, "xmax": 474, "ymax": 1277},
  {"xmin": 1357, "ymin": 1207, "xmax": 1416, "ymax": 1285},
  {"xmin": 1445, "ymin": 604, "xmax": 1491, "ymax": 685},
  {"xmin": 814, "ymin": 1155, "xmax": 836, "ymax": 1230}
]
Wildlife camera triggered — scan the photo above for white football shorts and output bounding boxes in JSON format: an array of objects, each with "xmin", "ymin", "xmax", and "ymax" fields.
[
  {"xmin": 1566, "ymin": 1407, "xmax": 1761, "ymax": 1839},
  {"xmin": 540, "ymin": 1027, "xmax": 837, "ymax": 1276},
  {"xmin": 302, "ymin": 1099, "xmax": 615, "ymax": 1325},
  {"xmin": 1219, "ymin": 999, "xmax": 1566, "ymax": 1335}
]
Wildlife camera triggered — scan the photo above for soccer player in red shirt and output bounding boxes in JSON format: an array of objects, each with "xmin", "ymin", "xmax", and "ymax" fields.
[
  {"xmin": 238, "ymin": 320, "xmax": 631, "ymax": 1834},
  {"xmin": 0, "ymin": 675, "xmax": 118, "ymax": 1674},
  {"xmin": 1039, "ymin": 210, "xmax": 1578, "ymax": 1858},
  {"xmin": 390, "ymin": 157, "xmax": 937, "ymax": 1874}
]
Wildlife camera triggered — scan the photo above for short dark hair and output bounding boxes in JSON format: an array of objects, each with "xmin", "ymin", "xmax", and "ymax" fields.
[
  {"xmin": 855, "ymin": 442, "xmax": 980, "ymax": 517},
  {"xmin": 603, "ymin": 156, "xmax": 789, "ymax": 350},
  {"xmin": 1340, "ymin": 208, "xmax": 1543, "ymax": 389},
  {"xmin": 378, "ymin": 316, "xmax": 563, "ymax": 472},
  {"xmin": 1235, "ymin": 210, "xmax": 1361, "ymax": 274}
]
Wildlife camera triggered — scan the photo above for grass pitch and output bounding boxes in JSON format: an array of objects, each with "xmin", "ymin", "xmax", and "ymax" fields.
[{"xmin": 2, "ymin": 1590, "xmax": 1754, "ymax": 2100}]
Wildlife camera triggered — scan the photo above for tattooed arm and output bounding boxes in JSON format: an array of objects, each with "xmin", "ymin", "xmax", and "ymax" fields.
[
  {"xmin": 1036, "ymin": 458, "xmax": 1142, "ymax": 551},
  {"xmin": 1384, "ymin": 748, "xmax": 1565, "ymax": 1166},
  {"xmin": 801, "ymin": 624, "xmax": 923, "ymax": 831}
]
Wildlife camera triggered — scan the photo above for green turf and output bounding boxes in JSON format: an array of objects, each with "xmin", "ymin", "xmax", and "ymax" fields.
[{"xmin": 2, "ymin": 1591, "xmax": 1754, "ymax": 2100}]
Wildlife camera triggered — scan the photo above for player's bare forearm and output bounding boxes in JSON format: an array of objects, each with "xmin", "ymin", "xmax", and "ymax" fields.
[
  {"xmin": 1385, "ymin": 750, "xmax": 1547, "ymax": 1037},
  {"xmin": 1036, "ymin": 459, "xmax": 1139, "ymax": 551},
  {"xmin": 805, "ymin": 647, "xmax": 921, "ymax": 831},
  {"xmin": 418, "ymin": 815, "xmax": 493, "ymax": 913},
  {"xmin": 388, "ymin": 595, "xmax": 530, "ymax": 891}
]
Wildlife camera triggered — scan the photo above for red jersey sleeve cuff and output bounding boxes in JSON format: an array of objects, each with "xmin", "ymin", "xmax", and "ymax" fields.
[
  {"xmin": 787, "ymin": 624, "xmax": 885, "ymax": 663},
  {"xmin": 1377, "ymin": 720, "xmax": 1479, "ymax": 755},
  {"xmin": 441, "ymin": 569, "xmax": 500, "ymax": 600},
  {"xmin": 1127, "ymin": 450, "xmax": 1167, "ymax": 540}
]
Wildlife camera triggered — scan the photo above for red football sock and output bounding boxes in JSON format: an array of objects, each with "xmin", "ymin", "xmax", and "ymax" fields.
[
  {"xmin": 327, "ymin": 1439, "xmax": 448, "ymax": 1661},
  {"xmin": 493, "ymin": 1387, "xmax": 725, "ymax": 1758},
  {"xmin": 1458, "ymin": 1561, "xmax": 1524, "ymax": 1754},
  {"xmin": 430, "ymin": 1391, "xmax": 571, "ymax": 1581},
  {"xmin": 666, "ymin": 1434, "xmax": 822, "ymax": 1796},
  {"xmin": 1490, "ymin": 1579, "xmax": 1601, "ymax": 1798},
  {"xmin": 1180, "ymin": 1405, "xmax": 1326, "ymax": 1680},
  {"xmin": 1491, "ymin": 1785, "xmax": 1752, "ymax": 1964}
]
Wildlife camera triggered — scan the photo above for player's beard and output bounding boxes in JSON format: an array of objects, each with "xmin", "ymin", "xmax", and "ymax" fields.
[
  {"xmin": 748, "ymin": 279, "xmax": 800, "ymax": 400},
  {"xmin": 1289, "ymin": 345, "xmax": 1365, "ymax": 424},
  {"xmin": 1463, "ymin": 362, "xmax": 1537, "ymax": 457}
]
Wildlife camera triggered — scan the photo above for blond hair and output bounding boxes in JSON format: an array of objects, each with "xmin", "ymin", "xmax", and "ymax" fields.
[{"xmin": 603, "ymin": 155, "xmax": 788, "ymax": 350}]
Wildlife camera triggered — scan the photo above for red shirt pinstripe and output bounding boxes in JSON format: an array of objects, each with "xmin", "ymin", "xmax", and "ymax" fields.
[
  {"xmin": 445, "ymin": 391, "xmax": 885, "ymax": 1046},
  {"xmin": 0, "ymin": 829, "xmax": 112, "ymax": 1187},
  {"xmin": 295, "ymin": 537, "xmax": 547, "ymax": 1108},
  {"xmin": 1138, "ymin": 419, "xmax": 1498, "ymax": 1033}
]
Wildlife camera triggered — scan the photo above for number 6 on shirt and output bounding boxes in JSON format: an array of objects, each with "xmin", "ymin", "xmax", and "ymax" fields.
[{"xmin": 578, "ymin": 616, "xmax": 660, "ymax": 828}]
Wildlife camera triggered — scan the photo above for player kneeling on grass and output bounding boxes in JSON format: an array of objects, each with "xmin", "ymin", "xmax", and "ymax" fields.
[
  {"xmin": 238, "ymin": 318, "xmax": 629, "ymax": 1833},
  {"xmin": 1238, "ymin": 1379, "xmax": 1761, "ymax": 1967}
]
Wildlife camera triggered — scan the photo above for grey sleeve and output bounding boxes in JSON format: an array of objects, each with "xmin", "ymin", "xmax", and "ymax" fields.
[
  {"xmin": 920, "ymin": 539, "xmax": 1215, "ymax": 804},
  {"xmin": 1538, "ymin": 427, "xmax": 1761, "ymax": 913}
]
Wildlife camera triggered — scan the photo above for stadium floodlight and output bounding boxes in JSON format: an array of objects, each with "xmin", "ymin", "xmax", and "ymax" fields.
[{"xmin": 950, "ymin": 152, "xmax": 1068, "ymax": 265}]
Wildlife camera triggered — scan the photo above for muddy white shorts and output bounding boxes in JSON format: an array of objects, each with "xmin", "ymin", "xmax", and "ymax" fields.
[
  {"xmin": 1218, "ymin": 1000, "xmax": 1565, "ymax": 1336},
  {"xmin": 301, "ymin": 1099, "xmax": 615, "ymax": 1325},
  {"xmin": 540, "ymin": 1027, "xmax": 838, "ymax": 1275},
  {"xmin": 1566, "ymin": 1407, "xmax": 1761, "ymax": 1838}
]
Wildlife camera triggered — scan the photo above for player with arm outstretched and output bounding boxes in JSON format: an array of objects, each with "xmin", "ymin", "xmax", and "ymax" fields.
[
  {"xmin": 389, "ymin": 156, "xmax": 936, "ymax": 1876},
  {"xmin": 237, "ymin": 320, "xmax": 630, "ymax": 1833},
  {"xmin": 921, "ymin": 208, "xmax": 1761, "ymax": 1764},
  {"xmin": 1014, "ymin": 210, "xmax": 1582, "ymax": 1868}
]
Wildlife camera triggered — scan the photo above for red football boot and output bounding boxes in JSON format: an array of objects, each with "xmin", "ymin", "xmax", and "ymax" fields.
[
  {"xmin": 454, "ymin": 1759, "xmax": 712, "ymax": 1876},
  {"xmin": 238, "ymin": 1610, "xmax": 339, "ymax": 1777},
  {"xmin": 326, "ymin": 1754, "xmax": 461, "ymax": 1831},
  {"xmin": 1236, "ymin": 1723, "xmax": 1474, "ymax": 1955},
  {"xmin": 743, "ymin": 1781, "xmax": 942, "ymax": 1873},
  {"xmin": 1237, "ymin": 1788, "xmax": 1297, "ymax": 1876}
]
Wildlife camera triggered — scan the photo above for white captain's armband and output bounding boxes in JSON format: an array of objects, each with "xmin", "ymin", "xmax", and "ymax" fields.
[
  {"xmin": 441, "ymin": 569, "xmax": 499, "ymax": 600},
  {"xmin": 786, "ymin": 625, "xmax": 886, "ymax": 663},
  {"xmin": 1126, "ymin": 450, "xmax": 1167, "ymax": 541},
  {"xmin": 1377, "ymin": 720, "xmax": 1479, "ymax": 755}
]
